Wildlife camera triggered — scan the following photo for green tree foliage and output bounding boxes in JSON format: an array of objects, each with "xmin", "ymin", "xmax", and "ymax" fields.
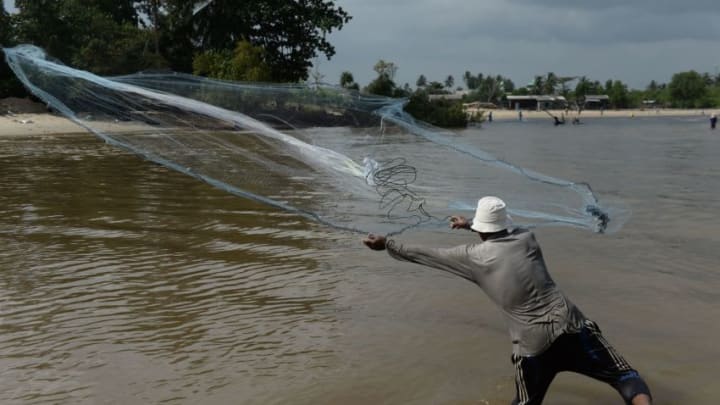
[
  {"xmin": 363, "ymin": 62, "xmax": 466, "ymax": 127},
  {"xmin": 426, "ymin": 81, "xmax": 447, "ymax": 95},
  {"xmin": 0, "ymin": 7, "xmax": 12, "ymax": 44},
  {"xmin": 193, "ymin": 40, "xmax": 272, "ymax": 82},
  {"xmin": 607, "ymin": 80, "xmax": 630, "ymax": 108},
  {"xmin": 13, "ymin": 0, "xmax": 165, "ymax": 75},
  {"xmin": 531, "ymin": 75, "xmax": 545, "ymax": 94},
  {"xmin": 162, "ymin": 0, "xmax": 351, "ymax": 81},
  {"xmin": 574, "ymin": 76, "xmax": 605, "ymax": 101},
  {"xmin": 8, "ymin": 0, "xmax": 350, "ymax": 83},
  {"xmin": 404, "ymin": 90, "xmax": 467, "ymax": 128},
  {"xmin": 373, "ymin": 60, "xmax": 397, "ymax": 80},
  {"xmin": 339, "ymin": 71, "xmax": 359, "ymax": 90},
  {"xmin": 543, "ymin": 72, "xmax": 558, "ymax": 94},
  {"xmin": 646, "ymin": 80, "xmax": 659, "ymax": 95},
  {"xmin": 574, "ymin": 76, "xmax": 590, "ymax": 103},
  {"xmin": 14, "ymin": 0, "xmax": 76, "ymax": 63},
  {"xmin": 463, "ymin": 71, "xmax": 477, "ymax": 90},
  {"xmin": 669, "ymin": 71, "xmax": 709, "ymax": 108},
  {"xmin": 640, "ymin": 80, "xmax": 669, "ymax": 106},
  {"xmin": 604, "ymin": 79, "xmax": 613, "ymax": 94},
  {"xmin": 557, "ymin": 76, "xmax": 575, "ymax": 98},
  {"xmin": 444, "ymin": 75, "xmax": 454, "ymax": 90},
  {"xmin": 463, "ymin": 73, "xmax": 512, "ymax": 105},
  {"xmin": 365, "ymin": 59, "xmax": 403, "ymax": 97},
  {"xmin": 0, "ymin": 8, "xmax": 26, "ymax": 97},
  {"xmin": 416, "ymin": 74, "xmax": 427, "ymax": 88},
  {"xmin": 365, "ymin": 74, "xmax": 396, "ymax": 97},
  {"xmin": 503, "ymin": 78, "xmax": 515, "ymax": 93}
]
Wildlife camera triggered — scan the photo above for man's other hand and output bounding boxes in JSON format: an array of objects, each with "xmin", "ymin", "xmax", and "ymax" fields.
[
  {"xmin": 450, "ymin": 215, "xmax": 470, "ymax": 230},
  {"xmin": 363, "ymin": 234, "xmax": 387, "ymax": 251}
]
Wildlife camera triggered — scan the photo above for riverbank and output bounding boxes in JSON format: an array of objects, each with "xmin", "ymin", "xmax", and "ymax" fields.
[
  {"xmin": 2, "ymin": 97, "xmax": 717, "ymax": 136},
  {"xmin": 478, "ymin": 107, "xmax": 715, "ymax": 122},
  {"xmin": 0, "ymin": 98, "xmax": 160, "ymax": 137}
]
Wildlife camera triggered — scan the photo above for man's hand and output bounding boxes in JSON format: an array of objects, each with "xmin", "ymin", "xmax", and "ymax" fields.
[
  {"xmin": 450, "ymin": 215, "xmax": 471, "ymax": 230},
  {"xmin": 363, "ymin": 234, "xmax": 387, "ymax": 251}
]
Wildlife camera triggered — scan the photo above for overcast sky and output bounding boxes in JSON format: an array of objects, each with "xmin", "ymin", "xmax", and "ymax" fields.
[
  {"xmin": 320, "ymin": 0, "xmax": 720, "ymax": 89},
  {"xmin": 5, "ymin": 0, "xmax": 720, "ymax": 89}
]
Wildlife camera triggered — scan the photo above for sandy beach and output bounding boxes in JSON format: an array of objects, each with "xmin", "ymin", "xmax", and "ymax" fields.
[
  {"xmin": 1, "ymin": 97, "xmax": 716, "ymax": 137},
  {"xmin": 0, "ymin": 98, "xmax": 165, "ymax": 137},
  {"xmin": 0, "ymin": 97, "xmax": 87, "ymax": 136}
]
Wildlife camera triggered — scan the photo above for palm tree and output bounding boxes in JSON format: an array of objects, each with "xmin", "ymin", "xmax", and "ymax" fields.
[
  {"xmin": 445, "ymin": 75, "xmax": 455, "ymax": 90},
  {"xmin": 574, "ymin": 76, "xmax": 591, "ymax": 111},
  {"xmin": 532, "ymin": 75, "xmax": 545, "ymax": 95},
  {"xmin": 544, "ymin": 72, "xmax": 558, "ymax": 95},
  {"xmin": 463, "ymin": 71, "xmax": 476, "ymax": 90},
  {"xmin": 557, "ymin": 76, "xmax": 577, "ymax": 98}
]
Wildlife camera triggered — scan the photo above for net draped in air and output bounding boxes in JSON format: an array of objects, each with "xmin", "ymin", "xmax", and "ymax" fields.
[{"xmin": 3, "ymin": 45, "xmax": 627, "ymax": 235}]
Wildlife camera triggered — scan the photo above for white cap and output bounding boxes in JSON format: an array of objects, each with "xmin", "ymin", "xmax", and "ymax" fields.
[{"xmin": 470, "ymin": 196, "xmax": 513, "ymax": 233}]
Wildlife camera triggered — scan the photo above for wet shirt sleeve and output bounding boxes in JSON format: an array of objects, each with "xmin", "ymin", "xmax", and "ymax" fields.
[{"xmin": 385, "ymin": 239, "xmax": 476, "ymax": 282}]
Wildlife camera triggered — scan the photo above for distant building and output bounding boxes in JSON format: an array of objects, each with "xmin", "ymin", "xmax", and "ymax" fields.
[
  {"xmin": 506, "ymin": 95, "xmax": 567, "ymax": 111},
  {"xmin": 642, "ymin": 99, "xmax": 659, "ymax": 108},
  {"xmin": 583, "ymin": 95, "xmax": 610, "ymax": 110},
  {"xmin": 462, "ymin": 101, "xmax": 498, "ymax": 109},
  {"xmin": 428, "ymin": 90, "xmax": 471, "ymax": 101}
]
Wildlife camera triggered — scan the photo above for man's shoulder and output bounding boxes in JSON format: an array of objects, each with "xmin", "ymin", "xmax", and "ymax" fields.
[{"xmin": 506, "ymin": 227, "xmax": 533, "ymax": 239}]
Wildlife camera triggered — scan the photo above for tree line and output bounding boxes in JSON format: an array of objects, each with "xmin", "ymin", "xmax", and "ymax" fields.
[
  {"xmin": 0, "ymin": 0, "xmax": 350, "ymax": 97},
  {"xmin": 2, "ymin": 2, "xmax": 720, "ymax": 128},
  {"xmin": 334, "ymin": 62, "xmax": 720, "ymax": 127},
  {"xmin": 353, "ymin": 65, "xmax": 720, "ymax": 110}
]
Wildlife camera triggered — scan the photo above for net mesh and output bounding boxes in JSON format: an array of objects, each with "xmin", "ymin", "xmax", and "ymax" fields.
[{"xmin": 3, "ymin": 44, "xmax": 627, "ymax": 235}]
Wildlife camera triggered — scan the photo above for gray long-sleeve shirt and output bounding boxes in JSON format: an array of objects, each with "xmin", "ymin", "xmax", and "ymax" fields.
[{"xmin": 386, "ymin": 228, "xmax": 586, "ymax": 356}]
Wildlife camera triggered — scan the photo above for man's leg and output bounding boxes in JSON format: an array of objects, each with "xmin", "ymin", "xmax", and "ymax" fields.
[
  {"xmin": 564, "ymin": 320, "xmax": 652, "ymax": 405},
  {"xmin": 510, "ymin": 353, "xmax": 556, "ymax": 405}
]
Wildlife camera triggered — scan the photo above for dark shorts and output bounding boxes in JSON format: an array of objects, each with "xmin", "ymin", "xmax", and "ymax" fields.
[{"xmin": 511, "ymin": 320, "xmax": 651, "ymax": 405}]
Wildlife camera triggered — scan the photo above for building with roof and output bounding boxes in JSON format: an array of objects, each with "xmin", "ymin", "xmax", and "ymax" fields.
[
  {"xmin": 583, "ymin": 95, "xmax": 610, "ymax": 110},
  {"xmin": 506, "ymin": 95, "xmax": 567, "ymax": 111}
]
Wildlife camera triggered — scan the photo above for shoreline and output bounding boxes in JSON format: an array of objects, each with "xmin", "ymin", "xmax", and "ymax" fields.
[
  {"xmin": 476, "ymin": 107, "xmax": 716, "ymax": 122},
  {"xmin": 1, "ymin": 108, "xmax": 716, "ymax": 137}
]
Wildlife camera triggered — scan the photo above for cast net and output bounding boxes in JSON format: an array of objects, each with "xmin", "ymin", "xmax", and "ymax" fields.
[{"xmin": 3, "ymin": 44, "xmax": 627, "ymax": 235}]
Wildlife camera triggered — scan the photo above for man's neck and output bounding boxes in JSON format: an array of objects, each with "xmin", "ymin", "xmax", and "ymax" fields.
[{"xmin": 479, "ymin": 229, "xmax": 509, "ymax": 241}]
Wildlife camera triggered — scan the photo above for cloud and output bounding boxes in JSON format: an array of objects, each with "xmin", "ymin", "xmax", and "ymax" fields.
[
  {"xmin": 351, "ymin": 0, "xmax": 720, "ymax": 44},
  {"xmin": 507, "ymin": 0, "xmax": 720, "ymax": 14},
  {"xmin": 322, "ymin": 0, "xmax": 720, "ymax": 89}
]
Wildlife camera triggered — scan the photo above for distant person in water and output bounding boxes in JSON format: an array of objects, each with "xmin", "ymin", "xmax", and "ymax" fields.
[
  {"xmin": 363, "ymin": 197, "xmax": 653, "ymax": 405},
  {"xmin": 488, "ymin": 111, "xmax": 493, "ymax": 122},
  {"xmin": 553, "ymin": 115, "xmax": 565, "ymax": 126},
  {"xmin": 710, "ymin": 113, "xmax": 717, "ymax": 129},
  {"xmin": 518, "ymin": 110, "xmax": 523, "ymax": 121}
]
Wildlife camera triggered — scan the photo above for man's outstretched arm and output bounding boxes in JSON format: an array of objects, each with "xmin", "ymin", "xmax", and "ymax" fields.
[{"xmin": 361, "ymin": 233, "xmax": 475, "ymax": 282}]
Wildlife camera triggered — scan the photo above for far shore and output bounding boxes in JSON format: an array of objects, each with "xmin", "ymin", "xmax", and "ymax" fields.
[
  {"xmin": 1, "ymin": 108, "xmax": 717, "ymax": 137},
  {"xmin": 475, "ymin": 107, "xmax": 716, "ymax": 122}
]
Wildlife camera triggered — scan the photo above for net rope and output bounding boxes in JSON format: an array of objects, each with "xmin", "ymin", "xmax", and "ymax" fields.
[{"xmin": 3, "ymin": 44, "xmax": 627, "ymax": 236}]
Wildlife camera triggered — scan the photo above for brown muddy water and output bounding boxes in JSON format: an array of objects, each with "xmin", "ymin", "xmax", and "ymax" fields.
[{"xmin": 1, "ymin": 117, "xmax": 719, "ymax": 404}]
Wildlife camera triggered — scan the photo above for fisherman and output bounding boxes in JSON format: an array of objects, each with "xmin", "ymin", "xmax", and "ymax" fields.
[{"xmin": 363, "ymin": 196, "xmax": 653, "ymax": 405}]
